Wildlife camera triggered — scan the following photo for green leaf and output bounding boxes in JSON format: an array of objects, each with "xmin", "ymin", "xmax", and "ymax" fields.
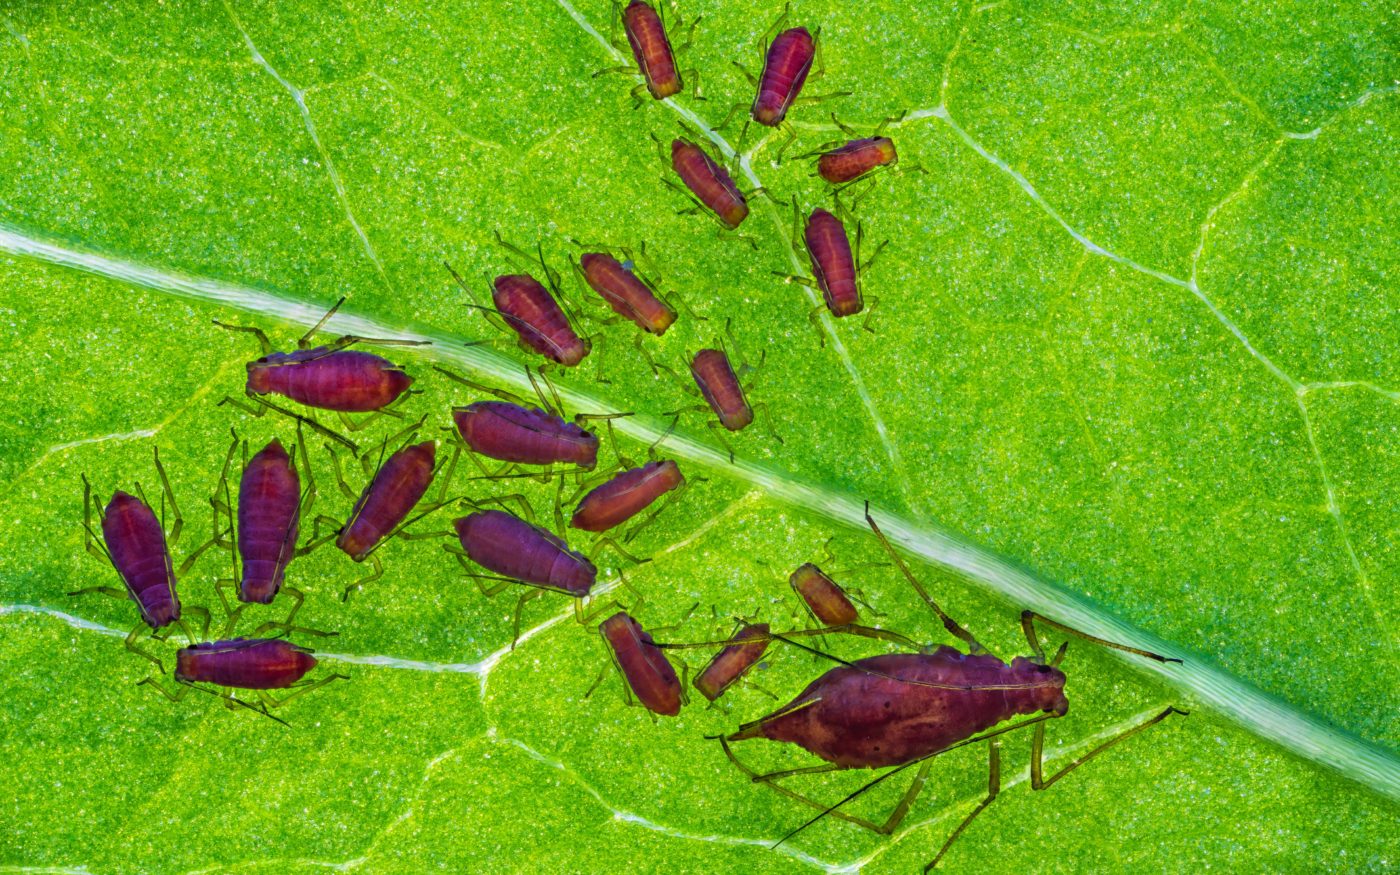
[{"xmin": 1, "ymin": 0, "xmax": 1396, "ymax": 872}]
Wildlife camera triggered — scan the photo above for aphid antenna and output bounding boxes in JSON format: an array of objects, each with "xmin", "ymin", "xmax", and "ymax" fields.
[
  {"xmin": 227, "ymin": 395, "xmax": 359, "ymax": 456},
  {"xmin": 1019, "ymin": 610, "xmax": 1182, "ymax": 667},
  {"xmin": 296, "ymin": 296, "xmax": 347, "ymax": 348},
  {"xmin": 188, "ymin": 679, "xmax": 294, "ymax": 728},
  {"xmin": 528, "ymin": 365, "xmax": 566, "ymax": 418}
]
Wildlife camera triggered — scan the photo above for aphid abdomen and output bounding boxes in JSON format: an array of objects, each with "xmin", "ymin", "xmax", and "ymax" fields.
[
  {"xmin": 579, "ymin": 253, "xmax": 677, "ymax": 335},
  {"xmin": 789, "ymin": 562, "xmax": 858, "ymax": 625},
  {"xmin": 671, "ymin": 139, "xmax": 749, "ymax": 229},
  {"xmin": 733, "ymin": 650, "xmax": 1069, "ymax": 768},
  {"xmin": 492, "ymin": 275, "xmax": 588, "ymax": 366},
  {"xmin": 804, "ymin": 208, "xmax": 861, "ymax": 317},
  {"xmin": 238, "ymin": 439, "xmax": 301, "ymax": 604},
  {"xmin": 455, "ymin": 510, "xmax": 597, "ymax": 596},
  {"xmin": 571, "ymin": 460, "xmax": 684, "ymax": 532},
  {"xmin": 624, "ymin": 1, "xmax": 681, "ymax": 99},
  {"xmin": 690, "ymin": 348, "xmax": 753, "ymax": 431},
  {"xmin": 337, "ymin": 442, "xmax": 437, "ymax": 561},
  {"xmin": 600, "ymin": 611, "xmax": 683, "ymax": 716},
  {"xmin": 694, "ymin": 622, "xmax": 770, "ymax": 701},
  {"xmin": 752, "ymin": 27, "xmax": 815, "ymax": 127},
  {"xmin": 102, "ymin": 491, "xmax": 180, "ymax": 628},
  {"xmin": 817, "ymin": 137, "xmax": 897, "ymax": 184},
  {"xmin": 454, "ymin": 402, "xmax": 599, "ymax": 467},
  {"xmin": 175, "ymin": 638, "xmax": 317, "ymax": 689},
  {"xmin": 247, "ymin": 349, "xmax": 413, "ymax": 412}
]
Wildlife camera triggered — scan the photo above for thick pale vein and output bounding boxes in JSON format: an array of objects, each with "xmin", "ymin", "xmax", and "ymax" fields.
[
  {"xmin": 222, "ymin": 1, "xmax": 393, "ymax": 294},
  {"xmin": 1, "ymin": 227, "xmax": 1394, "ymax": 804},
  {"xmin": 548, "ymin": 0, "xmax": 905, "ymax": 480}
]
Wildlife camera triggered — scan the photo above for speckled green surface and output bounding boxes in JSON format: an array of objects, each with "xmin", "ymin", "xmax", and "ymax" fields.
[{"xmin": 0, "ymin": 0, "xmax": 1396, "ymax": 872}]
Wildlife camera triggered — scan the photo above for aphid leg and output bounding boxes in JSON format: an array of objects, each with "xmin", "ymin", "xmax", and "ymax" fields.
[
  {"xmin": 79, "ymin": 475, "xmax": 113, "ymax": 563},
  {"xmin": 1020, "ymin": 611, "xmax": 1181, "ymax": 665},
  {"xmin": 211, "ymin": 318, "xmax": 274, "ymax": 355},
  {"xmin": 1030, "ymin": 705, "xmax": 1188, "ymax": 791},
  {"xmin": 137, "ymin": 676, "xmax": 191, "ymax": 703},
  {"xmin": 151, "ymin": 447, "xmax": 183, "ymax": 546},
  {"xmin": 66, "ymin": 584, "xmax": 127, "ymax": 600},
  {"xmin": 713, "ymin": 737, "xmax": 881, "ymax": 832},
  {"xmin": 772, "ymin": 124, "xmax": 799, "ymax": 163},
  {"xmin": 433, "ymin": 365, "xmax": 533, "ymax": 407},
  {"xmin": 248, "ymin": 588, "xmax": 337, "ymax": 639},
  {"xmin": 321, "ymin": 442, "xmax": 360, "ymax": 502},
  {"xmin": 221, "ymin": 395, "xmax": 358, "ymax": 455},
  {"xmin": 703, "ymin": 421, "xmax": 738, "ymax": 464},
  {"xmin": 714, "ymin": 99, "xmax": 750, "ymax": 132},
  {"xmin": 257, "ymin": 672, "xmax": 351, "ymax": 708},
  {"xmin": 124, "ymin": 623, "xmax": 165, "ymax": 673},
  {"xmin": 341, "ymin": 554, "xmax": 383, "ymax": 601},
  {"xmin": 929, "ymin": 741, "xmax": 1000, "ymax": 871},
  {"xmin": 179, "ymin": 609, "xmax": 211, "ymax": 645},
  {"xmin": 298, "ymin": 515, "xmax": 344, "ymax": 557},
  {"xmin": 592, "ymin": 535, "xmax": 651, "ymax": 566},
  {"xmin": 509, "ymin": 588, "xmax": 545, "ymax": 649},
  {"xmin": 749, "ymin": 401, "xmax": 784, "ymax": 445},
  {"xmin": 756, "ymin": 2, "xmax": 791, "ymax": 61},
  {"xmin": 662, "ymin": 290, "xmax": 708, "ymax": 325},
  {"xmin": 866, "ymin": 501, "xmax": 992, "ymax": 656},
  {"xmin": 465, "ymin": 492, "xmax": 538, "ymax": 523},
  {"xmin": 593, "ymin": 64, "xmax": 636, "ymax": 79}
]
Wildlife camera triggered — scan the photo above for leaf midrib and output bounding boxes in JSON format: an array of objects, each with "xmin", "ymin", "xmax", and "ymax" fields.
[{"xmin": 3, "ymin": 222, "xmax": 1394, "ymax": 805}]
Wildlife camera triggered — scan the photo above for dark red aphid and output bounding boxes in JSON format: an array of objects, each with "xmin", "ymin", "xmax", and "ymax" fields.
[
  {"xmin": 237, "ymin": 439, "xmax": 301, "ymax": 604},
  {"xmin": 579, "ymin": 253, "xmax": 676, "ymax": 335},
  {"xmin": 817, "ymin": 137, "xmax": 897, "ymax": 184},
  {"xmin": 752, "ymin": 27, "xmax": 814, "ymax": 127},
  {"xmin": 624, "ymin": 1, "xmax": 681, "ymax": 100},
  {"xmin": 175, "ymin": 638, "xmax": 317, "ymax": 690},
  {"xmin": 790, "ymin": 562, "xmax": 857, "ymax": 626},
  {"xmin": 571, "ymin": 460, "xmax": 683, "ymax": 532},
  {"xmin": 694, "ymin": 622, "xmax": 770, "ymax": 701},
  {"xmin": 454, "ymin": 510, "xmax": 596, "ymax": 596},
  {"xmin": 102, "ymin": 490, "xmax": 181, "ymax": 628},
  {"xmin": 453, "ymin": 401, "xmax": 599, "ymax": 467},
  {"xmin": 338, "ymin": 441, "xmax": 436, "ymax": 561},
  {"xmin": 805, "ymin": 208, "xmax": 861, "ymax": 317},
  {"xmin": 691, "ymin": 348, "xmax": 752, "ymax": 431},
  {"xmin": 246, "ymin": 348, "xmax": 413, "ymax": 413},
  {"xmin": 493, "ymin": 274, "xmax": 589, "ymax": 367},
  {"xmin": 599, "ymin": 611, "xmax": 683, "ymax": 716},
  {"xmin": 671, "ymin": 139, "xmax": 749, "ymax": 229}
]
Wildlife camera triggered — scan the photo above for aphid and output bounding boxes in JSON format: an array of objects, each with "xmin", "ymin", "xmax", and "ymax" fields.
[
  {"xmin": 816, "ymin": 137, "xmax": 898, "ymax": 185},
  {"xmin": 697, "ymin": 504, "xmax": 1186, "ymax": 870},
  {"xmin": 578, "ymin": 252, "xmax": 677, "ymax": 336},
  {"xmin": 139, "ymin": 638, "xmax": 347, "ymax": 721},
  {"xmin": 72, "ymin": 450, "xmax": 211, "ymax": 670},
  {"xmin": 751, "ymin": 26, "xmax": 814, "ymax": 127},
  {"xmin": 623, "ymin": 1, "xmax": 682, "ymax": 99},
  {"xmin": 789, "ymin": 562, "xmax": 858, "ymax": 626},
  {"xmin": 694, "ymin": 622, "xmax": 770, "ymax": 701},
  {"xmin": 216, "ymin": 298, "xmax": 425, "ymax": 434},
  {"xmin": 599, "ymin": 611, "xmax": 684, "ymax": 716},
  {"xmin": 669, "ymin": 138, "xmax": 750, "ymax": 230},
  {"xmin": 570, "ymin": 459, "xmax": 684, "ymax": 533},
  {"xmin": 453, "ymin": 509, "xmax": 597, "ymax": 597},
  {"xmin": 691, "ymin": 348, "xmax": 753, "ymax": 431},
  {"xmin": 302, "ymin": 434, "xmax": 446, "ymax": 599},
  {"xmin": 778, "ymin": 198, "xmax": 887, "ymax": 339}
]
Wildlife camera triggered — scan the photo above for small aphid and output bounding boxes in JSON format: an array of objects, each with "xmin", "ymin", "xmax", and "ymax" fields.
[
  {"xmin": 175, "ymin": 638, "xmax": 318, "ymax": 690},
  {"xmin": 694, "ymin": 622, "xmax": 770, "ymax": 701},
  {"xmin": 691, "ymin": 348, "xmax": 753, "ymax": 431},
  {"xmin": 237, "ymin": 439, "xmax": 301, "ymax": 605},
  {"xmin": 599, "ymin": 611, "xmax": 683, "ymax": 716},
  {"xmin": 571, "ymin": 460, "xmax": 684, "ymax": 533},
  {"xmin": 624, "ymin": 1, "xmax": 682, "ymax": 100},
  {"xmin": 454, "ymin": 509, "xmax": 597, "ymax": 596},
  {"xmin": 101, "ymin": 490, "xmax": 183, "ymax": 629},
  {"xmin": 338, "ymin": 441, "xmax": 437, "ymax": 562},
  {"xmin": 817, "ymin": 137, "xmax": 898, "ymax": 185},
  {"xmin": 671, "ymin": 138, "xmax": 749, "ymax": 229},
  {"xmin": 790, "ymin": 562, "xmax": 858, "ymax": 626},
  {"xmin": 493, "ymin": 274, "xmax": 590, "ymax": 367},
  {"xmin": 804, "ymin": 208, "xmax": 861, "ymax": 317},
  {"xmin": 454, "ymin": 401, "xmax": 600, "ymax": 468},
  {"xmin": 579, "ymin": 252, "xmax": 677, "ymax": 335},
  {"xmin": 752, "ymin": 26, "xmax": 814, "ymax": 127}
]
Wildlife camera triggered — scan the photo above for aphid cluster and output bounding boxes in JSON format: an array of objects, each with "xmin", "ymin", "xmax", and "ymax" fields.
[{"xmin": 74, "ymin": 4, "xmax": 1185, "ymax": 869}]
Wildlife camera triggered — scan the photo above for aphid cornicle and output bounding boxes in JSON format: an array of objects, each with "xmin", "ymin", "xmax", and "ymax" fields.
[
  {"xmin": 454, "ymin": 509, "xmax": 597, "ymax": 596},
  {"xmin": 337, "ymin": 441, "xmax": 437, "ymax": 562},
  {"xmin": 492, "ymin": 273, "xmax": 590, "ymax": 367},
  {"xmin": 752, "ymin": 26, "xmax": 815, "ymax": 127},
  {"xmin": 599, "ymin": 611, "xmax": 683, "ymax": 716},
  {"xmin": 453, "ymin": 401, "xmax": 600, "ymax": 468},
  {"xmin": 694, "ymin": 622, "xmax": 770, "ymax": 701},
  {"xmin": 690, "ymin": 348, "xmax": 753, "ymax": 431},
  {"xmin": 624, "ymin": 0, "xmax": 682, "ymax": 100},
  {"xmin": 804, "ymin": 207, "xmax": 861, "ymax": 317},
  {"xmin": 817, "ymin": 137, "xmax": 897, "ymax": 185},
  {"xmin": 689, "ymin": 504, "xmax": 1186, "ymax": 870},
  {"xmin": 578, "ymin": 252, "xmax": 677, "ymax": 336},
  {"xmin": 671, "ymin": 138, "xmax": 749, "ymax": 229},
  {"xmin": 789, "ymin": 562, "xmax": 858, "ymax": 626},
  {"xmin": 570, "ymin": 460, "xmax": 684, "ymax": 533}
]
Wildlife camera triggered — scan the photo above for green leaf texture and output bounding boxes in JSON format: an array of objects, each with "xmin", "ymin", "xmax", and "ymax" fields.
[{"xmin": 0, "ymin": 0, "xmax": 1396, "ymax": 872}]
